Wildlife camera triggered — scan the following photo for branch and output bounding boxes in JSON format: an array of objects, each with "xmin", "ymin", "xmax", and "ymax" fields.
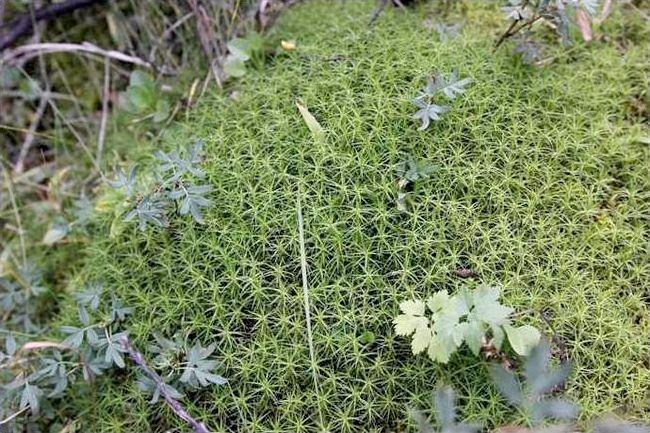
[
  {"xmin": 0, "ymin": 42, "xmax": 153, "ymax": 69},
  {"xmin": 0, "ymin": 0, "xmax": 107, "ymax": 51},
  {"xmin": 119, "ymin": 337, "xmax": 211, "ymax": 433}
]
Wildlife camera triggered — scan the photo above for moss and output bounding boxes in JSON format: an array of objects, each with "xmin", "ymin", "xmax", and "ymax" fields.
[{"xmin": 59, "ymin": 1, "xmax": 649, "ymax": 431}]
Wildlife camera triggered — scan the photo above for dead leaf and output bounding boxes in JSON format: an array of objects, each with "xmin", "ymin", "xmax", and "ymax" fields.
[
  {"xmin": 296, "ymin": 99, "xmax": 325, "ymax": 141},
  {"xmin": 453, "ymin": 267, "xmax": 477, "ymax": 279},
  {"xmin": 281, "ymin": 40, "xmax": 296, "ymax": 51}
]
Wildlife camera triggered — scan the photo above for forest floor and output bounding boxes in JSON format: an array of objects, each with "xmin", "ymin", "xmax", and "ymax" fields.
[{"xmin": 1, "ymin": 1, "xmax": 649, "ymax": 432}]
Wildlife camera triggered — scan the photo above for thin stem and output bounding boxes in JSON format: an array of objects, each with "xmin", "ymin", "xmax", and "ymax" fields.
[{"xmin": 1, "ymin": 164, "xmax": 27, "ymax": 267}]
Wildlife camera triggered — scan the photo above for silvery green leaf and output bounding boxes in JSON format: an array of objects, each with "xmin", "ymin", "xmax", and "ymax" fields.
[
  {"xmin": 513, "ymin": 38, "xmax": 542, "ymax": 64},
  {"xmin": 75, "ymin": 283, "xmax": 103, "ymax": 311},
  {"xmin": 529, "ymin": 361, "xmax": 571, "ymax": 396},
  {"xmin": 109, "ymin": 294, "xmax": 133, "ymax": 322},
  {"xmin": 435, "ymin": 386, "xmax": 456, "ymax": 428},
  {"xmin": 82, "ymin": 350, "xmax": 108, "ymax": 381},
  {"xmin": 61, "ymin": 326, "xmax": 84, "ymax": 349},
  {"xmin": 424, "ymin": 70, "xmax": 472, "ymax": 100},
  {"xmin": 544, "ymin": 8, "xmax": 572, "ymax": 46},
  {"xmin": 594, "ymin": 419, "xmax": 650, "ymax": 433},
  {"xmin": 156, "ymin": 142, "xmax": 206, "ymax": 182},
  {"xmin": 409, "ymin": 408, "xmax": 435, "ymax": 433},
  {"xmin": 72, "ymin": 196, "xmax": 93, "ymax": 228},
  {"xmin": 108, "ymin": 165, "xmax": 138, "ymax": 197},
  {"xmin": 434, "ymin": 23, "xmax": 462, "ymax": 41},
  {"xmin": 501, "ymin": 0, "xmax": 532, "ymax": 20},
  {"xmin": 43, "ymin": 219, "xmax": 70, "ymax": 245},
  {"xmin": 78, "ymin": 304, "xmax": 90, "ymax": 325},
  {"xmin": 17, "ymin": 262, "xmax": 47, "ymax": 296},
  {"xmin": 20, "ymin": 383, "xmax": 42, "ymax": 415},
  {"xmin": 86, "ymin": 327, "xmax": 99, "ymax": 346},
  {"xmin": 398, "ymin": 158, "xmax": 437, "ymax": 183},
  {"xmin": 531, "ymin": 398, "xmax": 579, "ymax": 422},
  {"xmin": 137, "ymin": 375, "xmax": 184, "ymax": 404},
  {"xmin": 488, "ymin": 363, "xmax": 524, "ymax": 405},
  {"xmin": 104, "ymin": 344, "xmax": 125, "ymax": 368},
  {"xmin": 125, "ymin": 195, "xmax": 168, "ymax": 231},
  {"xmin": 412, "ymin": 102, "xmax": 450, "ymax": 130},
  {"xmin": 48, "ymin": 373, "xmax": 68, "ymax": 398},
  {"xmin": 5, "ymin": 333, "xmax": 16, "ymax": 356},
  {"xmin": 173, "ymin": 184, "xmax": 212, "ymax": 223},
  {"xmin": 180, "ymin": 342, "xmax": 227, "ymax": 389}
]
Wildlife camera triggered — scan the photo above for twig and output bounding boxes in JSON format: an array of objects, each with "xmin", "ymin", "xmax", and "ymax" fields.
[
  {"xmin": 119, "ymin": 336, "xmax": 211, "ymax": 433},
  {"xmin": 187, "ymin": 0, "xmax": 222, "ymax": 88},
  {"xmin": 0, "ymin": 0, "xmax": 106, "ymax": 51},
  {"xmin": 148, "ymin": 12, "xmax": 194, "ymax": 63},
  {"xmin": 0, "ymin": 407, "xmax": 28, "ymax": 425},
  {"xmin": 96, "ymin": 56, "xmax": 110, "ymax": 169},
  {"xmin": 494, "ymin": 0, "xmax": 533, "ymax": 50},
  {"xmin": 0, "ymin": 42, "xmax": 153, "ymax": 69},
  {"xmin": 13, "ymin": 3, "xmax": 50, "ymax": 174}
]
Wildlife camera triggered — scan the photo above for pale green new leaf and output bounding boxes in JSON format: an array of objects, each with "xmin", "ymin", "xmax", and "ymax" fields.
[
  {"xmin": 471, "ymin": 285, "xmax": 513, "ymax": 325},
  {"xmin": 504, "ymin": 324, "xmax": 541, "ymax": 356},
  {"xmin": 393, "ymin": 313, "xmax": 427, "ymax": 336},
  {"xmin": 427, "ymin": 333, "xmax": 456, "ymax": 363},
  {"xmin": 412, "ymin": 323, "xmax": 432, "ymax": 354},
  {"xmin": 400, "ymin": 299, "xmax": 425, "ymax": 316},
  {"xmin": 463, "ymin": 320, "xmax": 484, "ymax": 355},
  {"xmin": 394, "ymin": 299, "xmax": 428, "ymax": 336}
]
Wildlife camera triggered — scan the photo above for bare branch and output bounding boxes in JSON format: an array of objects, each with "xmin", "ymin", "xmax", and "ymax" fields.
[{"xmin": 1, "ymin": 42, "xmax": 153, "ymax": 69}]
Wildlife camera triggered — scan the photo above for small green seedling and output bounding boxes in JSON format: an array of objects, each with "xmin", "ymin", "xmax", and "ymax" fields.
[
  {"xmin": 394, "ymin": 284, "xmax": 540, "ymax": 363},
  {"xmin": 119, "ymin": 71, "xmax": 170, "ymax": 122}
]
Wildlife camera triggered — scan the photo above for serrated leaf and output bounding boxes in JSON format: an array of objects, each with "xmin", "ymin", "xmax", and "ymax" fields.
[
  {"xmin": 427, "ymin": 333, "xmax": 456, "ymax": 363},
  {"xmin": 411, "ymin": 323, "xmax": 432, "ymax": 354},
  {"xmin": 504, "ymin": 324, "xmax": 540, "ymax": 356},
  {"xmin": 463, "ymin": 321, "xmax": 484, "ymax": 355},
  {"xmin": 394, "ymin": 314, "xmax": 428, "ymax": 337},
  {"xmin": 400, "ymin": 299, "xmax": 426, "ymax": 316},
  {"xmin": 471, "ymin": 285, "xmax": 513, "ymax": 325}
]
